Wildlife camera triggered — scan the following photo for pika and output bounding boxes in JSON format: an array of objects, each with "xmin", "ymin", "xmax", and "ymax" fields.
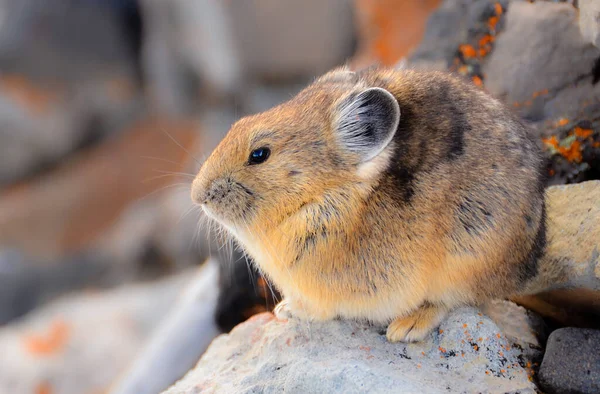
[{"xmin": 191, "ymin": 67, "xmax": 547, "ymax": 342}]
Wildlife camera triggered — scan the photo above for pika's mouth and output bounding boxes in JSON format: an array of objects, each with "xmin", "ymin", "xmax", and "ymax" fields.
[{"xmin": 196, "ymin": 179, "xmax": 256, "ymax": 227}]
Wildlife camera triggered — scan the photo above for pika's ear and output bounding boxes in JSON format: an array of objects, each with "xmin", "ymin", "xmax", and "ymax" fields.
[{"xmin": 335, "ymin": 87, "xmax": 400, "ymax": 162}]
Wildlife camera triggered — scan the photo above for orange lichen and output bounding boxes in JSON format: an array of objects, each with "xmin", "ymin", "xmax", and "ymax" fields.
[
  {"xmin": 0, "ymin": 75, "xmax": 60, "ymax": 115},
  {"xmin": 473, "ymin": 345, "xmax": 479, "ymax": 351},
  {"xmin": 353, "ymin": 0, "xmax": 443, "ymax": 66},
  {"xmin": 556, "ymin": 118, "xmax": 569, "ymax": 127},
  {"xmin": 495, "ymin": 2, "xmax": 503, "ymax": 16},
  {"xmin": 488, "ymin": 16, "xmax": 499, "ymax": 30},
  {"xmin": 479, "ymin": 35, "xmax": 495, "ymax": 47},
  {"xmin": 438, "ymin": 346, "xmax": 447, "ymax": 353},
  {"xmin": 594, "ymin": 142, "xmax": 600, "ymax": 148},
  {"xmin": 23, "ymin": 320, "xmax": 70, "ymax": 356},
  {"xmin": 438, "ymin": 329, "xmax": 444, "ymax": 334},
  {"xmin": 485, "ymin": 370, "xmax": 490, "ymax": 375},
  {"xmin": 472, "ymin": 76, "xmax": 483, "ymax": 86},
  {"xmin": 546, "ymin": 135, "xmax": 583, "ymax": 163},
  {"xmin": 573, "ymin": 126, "xmax": 594, "ymax": 139},
  {"xmin": 532, "ymin": 89, "xmax": 549, "ymax": 98},
  {"xmin": 542, "ymin": 135, "xmax": 559, "ymax": 148},
  {"xmin": 35, "ymin": 382, "xmax": 53, "ymax": 394},
  {"xmin": 459, "ymin": 44, "xmax": 477, "ymax": 58},
  {"xmin": 462, "ymin": 323, "xmax": 468, "ymax": 328}
]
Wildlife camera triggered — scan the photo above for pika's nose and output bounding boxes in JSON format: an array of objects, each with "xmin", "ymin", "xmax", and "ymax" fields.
[{"xmin": 191, "ymin": 177, "xmax": 209, "ymax": 205}]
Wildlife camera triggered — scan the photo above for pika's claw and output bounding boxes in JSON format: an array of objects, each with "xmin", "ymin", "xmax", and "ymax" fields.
[
  {"xmin": 274, "ymin": 298, "xmax": 335, "ymax": 321},
  {"xmin": 274, "ymin": 299, "xmax": 294, "ymax": 320},
  {"xmin": 386, "ymin": 304, "xmax": 448, "ymax": 343}
]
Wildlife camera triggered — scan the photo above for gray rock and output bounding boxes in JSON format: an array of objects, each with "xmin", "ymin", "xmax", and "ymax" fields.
[
  {"xmin": 0, "ymin": 269, "xmax": 194, "ymax": 394},
  {"xmin": 139, "ymin": 0, "xmax": 242, "ymax": 113},
  {"xmin": 538, "ymin": 328, "xmax": 600, "ymax": 394},
  {"xmin": 226, "ymin": 0, "xmax": 355, "ymax": 81},
  {"xmin": 580, "ymin": 0, "xmax": 600, "ymax": 48},
  {"xmin": 0, "ymin": 250, "xmax": 39, "ymax": 324},
  {"xmin": 0, "ymin": 0, "xmax": 137, "ymax": 84},
  {"xmin": 484, "ymin": 1, "xmax": 600, "ymax": 127},
  {"xmin": 111, "ymin": 261, "xmax": 220, "ymax": 394},
  {"xmin": 165, "ymin": 305, "xmax": 540, "ymax": 393},
  {"xmin": 409, "ymin": 0, "xmax": 510, "ymax": 68},
  {"xmin": 0, "ymin": 0, "xmax": 140, "ymax": 185}
]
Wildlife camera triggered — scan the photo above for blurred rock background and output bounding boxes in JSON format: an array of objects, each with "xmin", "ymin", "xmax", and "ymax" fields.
[
  {"xmin": 0, "ymin": 0, "xmax": 599, "ymax": 393},
  {"xmin": 0, "ymin": 1, "xmax": 437, "ymax": 393}
]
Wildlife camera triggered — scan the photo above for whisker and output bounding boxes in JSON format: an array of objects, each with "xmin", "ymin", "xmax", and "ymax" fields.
[
  {"xmin": 142, "ymin": 173, "xmax": 194, "ymax": 183},
  {"xmin": 134, "ymin": 183, "xmax": 191, "ymax": 205},
  {"xmin": 153, "ymin": 169, "xmax": 196, "ymax": 178},
  {"xmin": 159, "ymin": 128, "xmax": 203, "ymax": 167},
  {"xmin": 139, "ymin": 155, "xmax": 186, "ymax": 167}
]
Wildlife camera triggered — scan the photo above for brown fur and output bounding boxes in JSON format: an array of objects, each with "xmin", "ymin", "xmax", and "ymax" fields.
[{"xmin": 191, "ymin": 67, "xmax": 546, "ymax": 342}]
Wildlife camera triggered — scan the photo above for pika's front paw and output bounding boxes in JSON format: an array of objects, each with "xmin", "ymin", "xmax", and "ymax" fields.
[
  {"xmin": 274, "ymin": 298, "xmax": 334, "ymax": 321},
  {"xmin": 386, "ymin": 305, "xmax": 448, "ymax": 343}
]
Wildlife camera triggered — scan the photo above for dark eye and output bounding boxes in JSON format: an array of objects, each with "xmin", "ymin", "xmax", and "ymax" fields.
[{"xmin": 248, "ymin": 147, "xmax": 271, "ymax": 165}]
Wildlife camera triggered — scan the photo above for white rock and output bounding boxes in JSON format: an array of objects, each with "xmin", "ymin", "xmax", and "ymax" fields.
[
  {"xmin": 0, "ymin": 270, "xmax": 194, "ymax": 394},
  {"xmin": 111, "ymin": 260, "xmax": 220, "ymax": 394},
  {"xmin": 580, "ymin": 0, "xmax": 600, "ymax": 48},
  {"xmin": 166, "ymin": 306, "xmax": 539, "ymax": 393}
]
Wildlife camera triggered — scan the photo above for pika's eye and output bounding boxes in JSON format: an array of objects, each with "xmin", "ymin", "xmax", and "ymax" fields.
[{"xmin": 248, "ymin": 147, "xmax": 270, "ymax": 165}]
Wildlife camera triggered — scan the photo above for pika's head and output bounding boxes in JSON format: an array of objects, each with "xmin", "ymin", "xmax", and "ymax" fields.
[{"xmin": 191, "ymin": 69, "xmax": 400, "ymax": 236}]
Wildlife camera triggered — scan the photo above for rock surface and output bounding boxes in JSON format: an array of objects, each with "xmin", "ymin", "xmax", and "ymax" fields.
[
  {"xmin": 514, "ymin": 181, "xmax": 600, "ymax": 326},
  {"xmin": 166, "ymin": 305, "xmax": 541, "ymax": 393},
  {"xmin": 408, "ymin": 0, "xmax": 600, "ymax": 185},
  {"xmin": 538, "ymin": 328, "xmax": 600, "ymax": 394},
  {"xmin": 484, "ymin": 1, "xmax": 600, "ymax": 130},
  {"xmin": 0, "ymin": 0, "xmax": 141, "ymax": 184},
  {"xmin": 0, "ymin": 116, "xmax": 198, "ymax": 260},
  {"xmin": 0, "ymin": 270, "xmax": 194, "ymax": 394},
  {"xmin": 110, "ymin": 261, "xmax": 220, "ymax": 394},
  {"xmin": 580, "ymin": 0, "xmax": 600, "ymax": 49}
]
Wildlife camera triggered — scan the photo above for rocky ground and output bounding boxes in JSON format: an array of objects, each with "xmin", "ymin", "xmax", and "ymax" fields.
[
  {"xmin": 0, "ymin": 0, "xmax": 599, "ymax": 393},
  {"xmin": 168, "ymin": 306, "xmax": 542, "ymax": 394}
]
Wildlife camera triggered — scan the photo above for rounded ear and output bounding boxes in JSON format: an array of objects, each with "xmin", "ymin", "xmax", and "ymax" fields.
[{"xmin": 335, "ymin": 87, "xmax": 400, "ymax": 162}]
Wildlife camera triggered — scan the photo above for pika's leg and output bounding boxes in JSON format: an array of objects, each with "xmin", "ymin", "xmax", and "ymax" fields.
[
  {"xmin": 274, "ymin": 298, "xmax": 335, "ymax": 321},
  {"xmin": 386, "ymin": 304, "xmax": 448, "ymax": 343}
]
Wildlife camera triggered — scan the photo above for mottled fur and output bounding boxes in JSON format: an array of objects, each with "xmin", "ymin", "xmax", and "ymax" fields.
[{"xmin": 192, "ymin": 67, "xmax": 547, "ymax": 342}]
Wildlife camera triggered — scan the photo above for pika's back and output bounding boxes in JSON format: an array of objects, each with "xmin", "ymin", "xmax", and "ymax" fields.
[{"xmin": 351, "ymin": 68, "xmax": 546, "ymax": 300}]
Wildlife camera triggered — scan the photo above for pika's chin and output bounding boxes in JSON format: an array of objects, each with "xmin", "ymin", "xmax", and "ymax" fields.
[{"xmin": 201, "ymin": 204, "xmax": 244, "ymax": 240}]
